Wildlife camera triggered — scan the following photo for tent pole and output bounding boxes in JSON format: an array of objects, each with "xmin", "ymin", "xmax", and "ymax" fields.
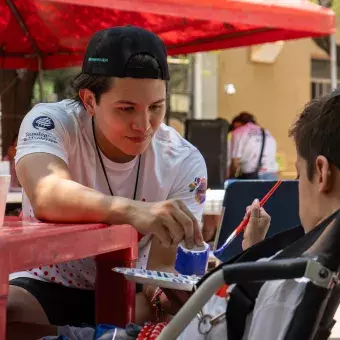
[
  {"xmin": 330, "ymin": 33, "xmax": 337, "ymax": 90},
  {"xmin": 6, "ymin": 0, "xmax": 43, "ymax": 101},
  {"xmin": 193, "ymin": 53, "xmax": 203, "ymax": 119}
]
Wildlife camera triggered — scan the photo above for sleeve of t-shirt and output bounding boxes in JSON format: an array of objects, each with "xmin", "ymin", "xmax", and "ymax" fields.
[
  {"xmin": 15, "ymin": 104, "xmax": 71, "ymax": 165},
  {"xmin": 168, "ymin": 149, "xmax": 207, "ymax": 222}
]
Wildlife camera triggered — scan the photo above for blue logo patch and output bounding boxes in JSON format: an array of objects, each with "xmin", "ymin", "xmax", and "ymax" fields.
[{"xmin": 32, "ymin": 116, "xmax": 55, "ymax": 131}]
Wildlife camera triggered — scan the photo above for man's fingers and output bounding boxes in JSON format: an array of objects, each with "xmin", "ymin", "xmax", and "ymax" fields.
[
  {"xmin": 177, "ymin": 201, "xmax": 203, "ymax": 247},
  {"xmin": 171, "ymin": 207, "xmax": 194, "ymax": 249},
  {"xmin": 161, "ymin": 214, "xmax": 184, "ymax": 245},
  {"xmin": 154, "ymin": 225, "xmax": 173, "ymax": 248}
]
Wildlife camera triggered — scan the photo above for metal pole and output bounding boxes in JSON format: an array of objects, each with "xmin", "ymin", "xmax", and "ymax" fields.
[
  {"xmin": 194, "ymin": 53, "xmax": 203, "ymax": 119},
  {"xmin": 6, "ymin": 0, "xmax": 43, "ymax": 101},
  {"xmin": 330, "ymin": 33, "xmax": 337, "ymax": 90}
]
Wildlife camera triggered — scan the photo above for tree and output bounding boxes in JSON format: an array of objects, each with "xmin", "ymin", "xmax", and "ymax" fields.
[
  {"xmin": 312, "ymin": 0, "xmax": 340, "ymax": 63},
  {"xmin": 0, "ymin": 70, "xmax": 37, "ymax": 157}
]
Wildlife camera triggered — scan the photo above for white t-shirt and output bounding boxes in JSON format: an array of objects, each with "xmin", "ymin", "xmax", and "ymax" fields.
[
  {"xmin": 11, "ymin": 100, "xmax": 207, "ymax": 289},
  {"xmin": 229, "ymin": 123, "xmax": 278, "ymax": 174}
]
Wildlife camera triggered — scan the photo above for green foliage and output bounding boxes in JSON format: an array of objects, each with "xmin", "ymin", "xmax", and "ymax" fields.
[{"xmin": 310, "ymin": 0, "xmax": 340, "ymax": 15}]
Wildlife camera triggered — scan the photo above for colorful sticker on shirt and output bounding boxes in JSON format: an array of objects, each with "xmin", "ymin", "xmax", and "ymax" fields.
[
  {"xmin": 32, "ymin": 116, "xmax": 55, "ymax": 131},
  {"xmin": 189, "ymin": 177, "xmax": 207, "ymax": 204}
]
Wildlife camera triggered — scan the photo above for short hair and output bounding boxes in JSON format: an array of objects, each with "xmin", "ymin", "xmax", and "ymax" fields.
[
  {"xmin": 231, "ymin": 112, "xmax": 257, "ymax": 127},
  {"xmin": 11, "ymin": 134, "xmax": 18, "ymax": 145},
  {"xmin": 72, "ymin": 53, "xmax": 166, "ymax": 105},
  {"xmin": 289, "ymin": 89, "xmax": 340, "ymax": 180}
]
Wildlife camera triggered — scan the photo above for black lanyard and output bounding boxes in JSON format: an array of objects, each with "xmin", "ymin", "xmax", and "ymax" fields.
[{"xmin": 91, "ymin": 116, "xmax": 141, "ymax": 200}]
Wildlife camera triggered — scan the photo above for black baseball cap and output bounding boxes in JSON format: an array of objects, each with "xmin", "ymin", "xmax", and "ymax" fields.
[{"xmin": 82, "ymin": 26, "xmax": 169, "ymax": 80}]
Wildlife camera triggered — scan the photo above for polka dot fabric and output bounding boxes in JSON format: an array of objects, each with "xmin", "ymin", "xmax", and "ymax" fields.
[
  {"xmin": 24, "ymin": 209, "xmax": 151, "ymax": 289},
  {"xmin": 28, "ymin": 258, "xmax": 97, "ymax": 289},
  {"xmin": 26, "ymin": 236, "xmax": 151, "ymax": 289}
]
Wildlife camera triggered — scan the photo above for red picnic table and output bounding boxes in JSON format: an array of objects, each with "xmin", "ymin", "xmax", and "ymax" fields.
[{"xmin": 0, "ymin": 217, "xmax": 138, "ymax": 340}]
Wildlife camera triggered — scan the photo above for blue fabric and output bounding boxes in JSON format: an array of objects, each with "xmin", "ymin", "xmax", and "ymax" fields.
[
  {"xmin": 40, "ymin": 324, "xmax": 138, "ymax": 340},
  {"xmin": 259, "ymin": 172, "xmax": 279, "ymax": 180},
  {"xmin": 94, "ymin": 324, "xmax": 117, "ymax": 339}
]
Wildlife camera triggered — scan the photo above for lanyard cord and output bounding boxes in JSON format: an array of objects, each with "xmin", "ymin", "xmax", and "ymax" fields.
[{"xmin": 92, "ymin": 116, "xmax": 141, "ymax": 200}]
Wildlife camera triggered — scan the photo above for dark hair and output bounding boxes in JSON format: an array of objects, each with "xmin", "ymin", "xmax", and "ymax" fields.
[
  {"xmin": 289, "ymin": 89, "xmax": 340, "ymax": 180},
  {"xmin": 72, "ymin": 53, "xmax": 167, "ymax": 105},
  {"xmin": 231, "ymin": 111, "xmax": 257, "ymax": 129},
  {"xmin": 11, "ymin": 134, "xmax": 18, "ymax": 145}
]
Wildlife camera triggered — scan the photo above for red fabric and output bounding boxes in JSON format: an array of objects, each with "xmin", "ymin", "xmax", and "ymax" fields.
[
  {"xmin": 0, "ymin": 0, "xmax": 334, "ymax": 70},
  {"xmin": 215, "ymin": 284, "xmax": 229, "ymax": 298},
  {"xmin": 137, "ymin": 322, "xmax": 168, "ymax": 340}
]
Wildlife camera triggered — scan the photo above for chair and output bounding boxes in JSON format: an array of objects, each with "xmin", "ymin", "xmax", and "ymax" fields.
[{"xmin": 159, "ymin": 210, "xmax": 340, "ymax": 340}]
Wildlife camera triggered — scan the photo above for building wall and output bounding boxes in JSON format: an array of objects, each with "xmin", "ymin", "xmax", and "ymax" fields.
[
  {"xmin": 217, "ymin": 39, "xmax": 317, "ymax": 177},
  {"xmin": 202, "ymin": 53, "xmax": 218, "ymax": 119},
  {"xmin": 215, "ymin": 18, "xmax": 340, "ymax": 178}
]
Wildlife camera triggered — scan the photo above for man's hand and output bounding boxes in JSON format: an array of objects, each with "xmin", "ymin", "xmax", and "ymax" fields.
[
  {"xmin": 121, "ymin": 198, "xmax": 204, "ymax": 249},
  {"xmin": 242, "ymin": 199, "xmax": 271, "ymax": 250}
]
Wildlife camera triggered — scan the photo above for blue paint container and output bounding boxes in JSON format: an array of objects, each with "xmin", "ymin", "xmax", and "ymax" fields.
[{"xmin": 175, "ymin": 242, "xmax": 210, "ymax": 276}]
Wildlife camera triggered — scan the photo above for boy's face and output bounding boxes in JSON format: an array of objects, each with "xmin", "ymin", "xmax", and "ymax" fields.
[
  {"xmin": 297, "ymin": 153, "xmax": 334, "ymax": 233},
  {"xmin": 84, "ymin": 77, "xmax": 166, "ymax": 160}
]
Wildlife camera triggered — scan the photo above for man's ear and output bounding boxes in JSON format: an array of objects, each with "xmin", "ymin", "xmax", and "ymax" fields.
[
  {"xmin": 79, "ymin": 89, "xmax": 96, "ymax": 116},
  {"xmin": 315, "ymin": 156, "xmax": 332, "ymax": 193}
]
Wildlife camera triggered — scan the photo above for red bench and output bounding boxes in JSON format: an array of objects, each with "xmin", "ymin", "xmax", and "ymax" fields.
[{"xmin": 0, "ymin": 217, "xmax": 138, "ymax": 340}]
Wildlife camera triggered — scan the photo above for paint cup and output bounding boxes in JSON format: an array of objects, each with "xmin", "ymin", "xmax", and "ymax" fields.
[{"xmin": 175, "ymin": 242, "xmax": 210, "ymax": 276}]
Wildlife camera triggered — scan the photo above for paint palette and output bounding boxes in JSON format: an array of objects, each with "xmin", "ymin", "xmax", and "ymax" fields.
[{"xmin": 113, "ymin": 267, "xmax": 200, "ymax": 291}]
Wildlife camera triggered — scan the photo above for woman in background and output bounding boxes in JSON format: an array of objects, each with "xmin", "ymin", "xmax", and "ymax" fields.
[{"xmin": 228, "ymin": 112, "xmax": 278, "ymax": 180}]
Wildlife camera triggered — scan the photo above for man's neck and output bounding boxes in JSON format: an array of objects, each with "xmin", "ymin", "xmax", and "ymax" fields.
[
  {"xmin": 306, "ymin": 198, "xmax": 340, "ymax": 233},
  {"xmin": 94, "ymin": 123, "xmax": 135, "ymax": 164}
]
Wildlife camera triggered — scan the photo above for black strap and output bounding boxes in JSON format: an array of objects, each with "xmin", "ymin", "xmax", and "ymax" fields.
[
  {"xmin": 234, "ymin": 128, "xmax": 266, "ymax": 179},
  {"xmin": 91, "ymin": 116, "xmax": 141, "ymax": 200},
  {"xmin": 256, "ymin": 128, "xmax": 266, "ymax": 173}
]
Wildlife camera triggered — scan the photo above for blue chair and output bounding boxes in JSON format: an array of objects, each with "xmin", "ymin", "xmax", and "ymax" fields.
[{"xmin": 214, "ymin": 180, "xmax": 300, "ymax": 262}]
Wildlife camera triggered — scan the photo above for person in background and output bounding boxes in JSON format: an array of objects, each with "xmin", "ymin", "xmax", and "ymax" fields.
[
  {"xmin": 3, "ymin": 133, "xmax": 21, "ymax": 190},
  {"xmin": 228, "ymin": 112, "xmax": 278, "ymax": 180}
]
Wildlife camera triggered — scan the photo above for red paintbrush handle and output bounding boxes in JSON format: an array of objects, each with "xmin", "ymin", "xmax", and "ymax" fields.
[
  {"xmin": 235, "ymin": 181, "xmax": 283, "ymax": 235},
  {"xmin": 235, "ymin": 218, "xmax": 249, "ymax": 235}
]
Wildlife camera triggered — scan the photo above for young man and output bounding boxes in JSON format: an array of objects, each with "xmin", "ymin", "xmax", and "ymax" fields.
[
  {"xmin": 7, "ymin": 26, "xmax": 209, "ymax": 337},
  {"xmin": 214, "ymin": 91, "xmax": 340, "ymax": 340},
  {"xmin": 228, "ymin": 112, "xmax": 278, "ymax": 180}
]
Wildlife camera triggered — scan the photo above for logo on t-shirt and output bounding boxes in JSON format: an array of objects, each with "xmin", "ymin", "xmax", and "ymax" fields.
[
  {"xmin": 189, "ymin": 177, "xmax": 207, "ymax": 204},
  {"xmin": 32, "ymin": 116, "xmax": 55, "ymax": 131}
]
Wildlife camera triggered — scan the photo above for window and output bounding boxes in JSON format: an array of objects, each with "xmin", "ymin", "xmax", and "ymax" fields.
[{"xmin": 311, "ymin": 59, "xmax": 340, "ymax": 98}]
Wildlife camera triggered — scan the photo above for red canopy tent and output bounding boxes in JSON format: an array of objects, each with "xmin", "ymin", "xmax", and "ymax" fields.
[{"xmin": 0, "ymin": 0, "xmax": 335, "ymax": 71}]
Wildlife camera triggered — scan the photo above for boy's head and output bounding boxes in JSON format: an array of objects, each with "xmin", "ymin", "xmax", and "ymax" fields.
[
  {"xmin": 289, "ymin": 90, "xmax": 340, "ymax": 232},
  {"xmin": 231, "ymin": 112, "xmax": 257, "ymax": 131},
  {"xmin": 73, "ymin": 26, "xmax": 169, "ymax": 162}
]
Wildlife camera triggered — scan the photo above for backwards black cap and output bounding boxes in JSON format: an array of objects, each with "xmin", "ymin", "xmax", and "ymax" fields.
[{"xmin": 82, "ymin": 26, "xmax": 169, "ymax": 80}]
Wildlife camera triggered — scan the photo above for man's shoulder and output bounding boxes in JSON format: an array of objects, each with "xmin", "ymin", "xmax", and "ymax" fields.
[
  {"xmin": 153, "ymin": 123, "xmax": 201, "ymax": 160},
  {"xmin": 25, "ymin": 100, "xmax": 82, "ymax": 132}
]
